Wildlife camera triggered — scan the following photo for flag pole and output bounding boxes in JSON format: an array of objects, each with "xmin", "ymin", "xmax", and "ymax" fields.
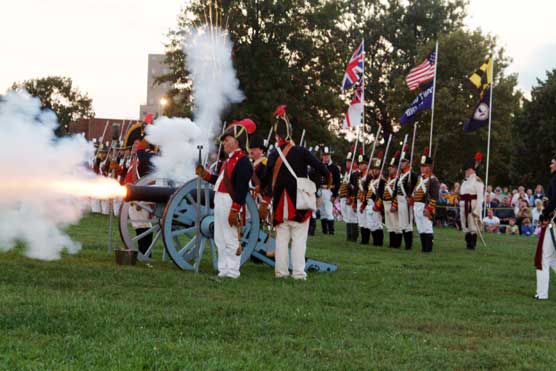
[
  {"xmin": 361, "ymin": 39, "xmax": 365, "ymax": 155},
  {"xmin": 347, "ymin": 126, "xmax": 360, "ymax": 182},
  {"xmin": 428, "ymin": 40, "xmax": 439, "ymax": 153},
  {"xmin": 484, "ymin": 55, "xmax": 495, "ymax": 218}
]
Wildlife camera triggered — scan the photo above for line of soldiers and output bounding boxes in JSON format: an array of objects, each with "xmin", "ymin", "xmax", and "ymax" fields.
[{"xmin": 330, "ymin": 146, "xmax": 441, "ymax": 252}]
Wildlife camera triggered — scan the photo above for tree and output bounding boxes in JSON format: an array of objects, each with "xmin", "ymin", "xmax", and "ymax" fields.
[
  {"xmin": 11, "ymin": 76, "xmax": 94, "ymax": 136},
  {"xmin": 514, "ymin": 70, "xmax": 556, "ymax": 186}
]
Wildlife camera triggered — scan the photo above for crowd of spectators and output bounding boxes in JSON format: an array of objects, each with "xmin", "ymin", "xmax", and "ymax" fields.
[{"xmin": 435, "ymin": 183, "xmax": 547, "ymax": 237}]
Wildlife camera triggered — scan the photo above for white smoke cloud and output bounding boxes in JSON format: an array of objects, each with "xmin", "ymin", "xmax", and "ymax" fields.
[
  {"xmin": 0, "ymin": 91, "xmax": 122, "ymax": 260},
  {"xmin": 147, "ymin": 26, "xmax": 244, "ymax": 181}
]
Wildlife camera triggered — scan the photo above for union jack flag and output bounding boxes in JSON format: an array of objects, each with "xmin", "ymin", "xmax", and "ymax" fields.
[
  {"xmin": 343, "ymin": 82, "xmax": 364, "ymax": 129},
  {"xmin": 406, "ymin": 49, "xmax": 436, "ymax": 91},
  {"xmin": 342, "ymin": 41, "xmax": 364, "ymax": 91}
]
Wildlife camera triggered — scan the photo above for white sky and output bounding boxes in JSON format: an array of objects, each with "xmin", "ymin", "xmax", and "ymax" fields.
[{"xmin": 1, "ymin": 0, "xmax": 554, "ymax": 119}]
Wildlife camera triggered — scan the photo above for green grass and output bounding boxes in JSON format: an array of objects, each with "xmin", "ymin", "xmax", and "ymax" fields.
[{"xmin": 1, "ymin": 214, "xmax": 555, "ymax": 370}]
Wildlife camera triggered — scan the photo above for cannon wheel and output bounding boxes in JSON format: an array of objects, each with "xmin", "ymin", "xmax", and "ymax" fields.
[
  {"xmin": 161, "ymin": 178, "xmax": 260, "ymax": 271},
  {"xmin": 118, "ymin": 175, "xmax": 174, "ymax": 260}
]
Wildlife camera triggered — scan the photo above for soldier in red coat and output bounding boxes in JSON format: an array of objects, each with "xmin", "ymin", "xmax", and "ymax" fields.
[{"xmin": 196, "ymin": 119, "xmax": 254, "ymax": 279}]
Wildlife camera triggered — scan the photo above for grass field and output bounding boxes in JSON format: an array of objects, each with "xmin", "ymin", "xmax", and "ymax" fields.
[{"xmin": 1, "ymin": 214, "xmax": 555, "ymax": 370}]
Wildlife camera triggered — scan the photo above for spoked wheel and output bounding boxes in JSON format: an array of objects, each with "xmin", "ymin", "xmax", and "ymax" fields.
[
  {"xmin": 118, "ymin": 175, "xmax": 176, "ymax": 260},
  {"xmin": 161, "ymin": 178, "xmax": 260, "ymax": 272}
]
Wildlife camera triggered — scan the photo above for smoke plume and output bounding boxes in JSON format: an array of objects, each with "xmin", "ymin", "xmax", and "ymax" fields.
[
  {"xmin": 147, "ymin": 26, "xmax": 244, "ymax": 181},
  {"xmin": 0, "ymin": 92, "xmax": 123, "ymax": 260}
]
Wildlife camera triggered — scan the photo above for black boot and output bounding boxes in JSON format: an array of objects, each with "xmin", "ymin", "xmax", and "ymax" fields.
[
  {"xmin": 389, "ymin": 232, "xmax": 395, "ymax": 248},
  {"xmin": 465, "ymin": 233, "xmax": 474, "ymax": 250},
  {"xmin": 471, "ymin": 233, "xmax": 477, "ymax": 249},
  {"xmin": 374, "ymin": 230, "xmax": 384, "ymax": 246},
  {"xmin": 361, "ymin": 228, "xmax": 370, "ymax": 244},
  {"xmin": 308, "ymin": 218, "xmax": 316, "ymax": 236},
  {"xmin": 321, "ymin": 219, "xmax": 328, "ymax": 234},
  {"xmin": 422, "ymin": 233, "xmax": 433, "ymax": 253},
  {"xmin": 427, "ymin": 234, "xmax": 434, "ymax": 252},
  {"xmin": 352, "ymin": 224, "xmax": 359, "ymax": 242},
  {"xmin": 328, "ymin": 220, "xmax": 335, "ymax": 235},
  {"xmin": 392, "ymin": 233, "xmax": 403, "ymax": 248},
  {"xmin": 420, "ymin": 234, "xmax": 427, "ymax": 252},
  {"xmin": 403, "ymin": 231, "xmax": 413, "ymax": 250}
]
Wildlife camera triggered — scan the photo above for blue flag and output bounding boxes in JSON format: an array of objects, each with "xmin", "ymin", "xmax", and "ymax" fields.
[
  {"xmin": 464, "ymin": 88, "xmax": 490, "ymax": 132},
  {"xmin": 400, "ymin": 82, "xmax": 433, "ymax": 125}
]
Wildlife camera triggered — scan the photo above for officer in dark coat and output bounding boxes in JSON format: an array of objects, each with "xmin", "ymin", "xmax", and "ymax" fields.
[
  {"xmin": 317, "ymin": 146, "xmax": 341, "ymax": 235},
  {"xmin": 259, "ymin": 105, "xmax": 329, "ymax": 280}
]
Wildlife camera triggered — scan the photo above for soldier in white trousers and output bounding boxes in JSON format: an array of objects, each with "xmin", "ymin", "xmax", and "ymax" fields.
[
  {"xmin": 459, "ymin": 153, "xmax": 484, "ymax": 250},
  {"xmin": 535, "ymin": 157, "xmax": 556, "ymax": 300},
  {"xmin": 356, "ymin": 154, "xmax": 370, "ymax": 244},
  {"xmin": 394, "ymin": 148, "xmax": 418, "ymax": 250},
  {"xmin": 412, "ymin": 147, "xmax": 439, "ymax": 253},
  {"xmin": 196, "ymin": 119, "xmax": 255, "ymax": 279},
  {"xmin": 366, "ymin": 151, "xmax": 385, "ymax": 246}
]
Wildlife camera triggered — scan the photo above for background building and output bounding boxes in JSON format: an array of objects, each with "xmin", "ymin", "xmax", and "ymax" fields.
[{"xmin": 139, "ymin": 54, "xmax": 171, "ymax": 119}]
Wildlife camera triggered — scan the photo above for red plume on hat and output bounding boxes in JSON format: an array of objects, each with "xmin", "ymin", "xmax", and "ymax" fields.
[
  {"xmin": 394, "ymin": 150, "xmax": 400, "ymax": 159},
  {"xmin": 474, "ymin": 152, "xmax": 483, "ymax": 162},
  {"xmin": 143, "ymin": 113, "xmax": 155, "ymax": 125},
  {"xmin": 229, "ymin": 118, "xmax": 256, "ymax": 134},
  {"xmin": 377, "ymin": 150, "xmax": 384, "ymax": 159},
  {"xmin": 423, "ymin": 146, "xmax": 429, "ymax": 156},
  {"xmin": 274, "ymin": 105, "xmax": 287, "ymax": 118}
]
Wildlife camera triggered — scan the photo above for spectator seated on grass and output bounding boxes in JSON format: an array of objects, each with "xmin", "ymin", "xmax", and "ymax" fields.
[
  {"xmin": 532, "ymin": 199, "xmax": 543, "ymax": 227},
  {"xmin": 506, "ymin": 218, "xmax": 519, "ymax": 236},
  {"xmin": 521, "ymin": 218, "xmax": 534, "ymax": 236},
  {"xmin": 483, "ymin": 208, "xmax": 500, "ymax": 233},
  {"xmin": 495, "ymin": 196, "xmax": 515, "ymax": 232}
]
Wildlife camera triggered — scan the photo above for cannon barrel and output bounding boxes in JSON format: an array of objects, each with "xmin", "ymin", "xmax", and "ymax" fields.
[{"xmin": 124, "ymin": 185, "xmax": 176, "ymax": 203}]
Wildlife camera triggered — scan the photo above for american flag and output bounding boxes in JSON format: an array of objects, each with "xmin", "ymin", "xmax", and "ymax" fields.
[
  {"xmin": 343, "ymin": 83, "xmax": 364, "ymax": 129},
  {"xmin": 342, "ymin": 41, "xmax": 364, "ymax": 91},
  {"xmin": 405, "ymin": 49, "xmax": 436, "ymax": 91}
]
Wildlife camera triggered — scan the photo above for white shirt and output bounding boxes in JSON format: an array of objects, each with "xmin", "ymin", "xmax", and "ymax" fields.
[{"xmin": 483, "ymin": 215, "xmax": 500, "ymax": 226}]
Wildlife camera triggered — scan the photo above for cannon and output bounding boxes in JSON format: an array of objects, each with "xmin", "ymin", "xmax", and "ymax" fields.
[{"xmin": 118, "ymin": 175, "xmax": 337, "ymax": 273}]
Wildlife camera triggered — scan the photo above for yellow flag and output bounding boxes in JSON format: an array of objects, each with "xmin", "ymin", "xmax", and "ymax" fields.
[{"xmin": 468, "ymin": 57, "xmax": 492, "ymax": 94}]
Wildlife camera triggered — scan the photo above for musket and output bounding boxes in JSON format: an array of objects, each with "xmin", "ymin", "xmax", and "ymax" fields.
[
  {"xmin": 265, "ymin": 124, "xmax": 274, "ymax": 149},
  {"xmin": 408, "ymin": 122, "xmax": 418, "ymax": 190},
  {"xmin": 379, "ymin": 134, "xmax": 393, "ymax": 177},
  {"xmin": 299, "ymin": 129, "xmax": 306, "ymax": 148},
  {"xmin": 346, "ymin": 127, "xmax": 360, "ymax": 183},
  {"xmin": 194, "ymin": 145, "xmax": 204, "ymax": 271},
  {"xmin": 473, "ymin": 215, "xmax": 487, "ymax": 248},
  {"xmin": 367, "ymin": 125, "xmax": 381, "ymax": 165},
  {"xmin": 396, "ymin": 134, "xmax": 409, "ymax": 180},
  {"xmin": 94, "ymin": 120, "xmax": 110, "ymax": 158},
  {"xmin": 214, "ymin": 121, "xmax": 226, "ymax": 173}
]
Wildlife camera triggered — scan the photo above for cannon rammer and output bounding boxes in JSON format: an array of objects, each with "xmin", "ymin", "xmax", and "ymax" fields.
[{"xmin": 118, "ymin": 175, "xmax": 337, "ymax": 273}]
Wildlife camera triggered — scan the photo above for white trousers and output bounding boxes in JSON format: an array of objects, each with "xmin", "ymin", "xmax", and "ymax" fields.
[
  {"xmin": 113, "ymin": 198, "xmax": 122, "ymax": 216},
  {"xmin": 275, "ymin": 219, "xmax": 309, "ymax": 279},
  {"xmin": 536, "ymin": 224, "xmax": 556, "ymax": 299},
  {"xmin": 319, "ymin": 189, "xmax": 334, "ymax": 220},
  {"xmin": 101, "ymin": 199, "xmax": 110, "ymax": 215},
  {"xmin": 396, "ymin": 195, "xmax": 413, "ymax": 232},
  {"xmin": 91, "ymin": 199, "xmax": 101, "ymax": 213},
  {"xmin": 460, "ymin": 200, "xmax": 479, "ymax": 233},
  {"xmin": 341, "ymin": 198, "xmax": 358, "ymax": 223},
  {"xmin": 214, "ymin": 192, "xmax": 241, "ymax": 278},
  {"xmin": 384, "ymin": 201, "xmax": 401, "ymax": 233},
  {"xmin": 365, "ymin": 204, "xmax": 383, "ymax": 231},
  {"xmin": 356, "ymin": 200, "xmax": 367, "ymax": 228},
  {"xmin": 414, "ymin": 202, "xmax": 433, "ymax": 234}
]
